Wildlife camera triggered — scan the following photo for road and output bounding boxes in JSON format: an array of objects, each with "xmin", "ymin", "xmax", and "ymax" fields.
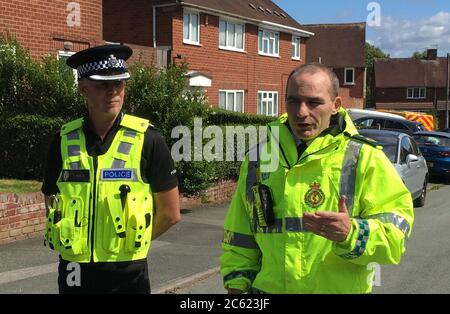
[
  {"xmin": 0, "ymin": 182, "xmax": 449, "ymax": 294},
  {"xmin": 175, "ymin": 181, "xmax": 450, "ymax": 294}
]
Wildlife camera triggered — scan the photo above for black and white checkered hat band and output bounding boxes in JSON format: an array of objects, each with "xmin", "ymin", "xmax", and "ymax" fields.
[{"xmin": 77, "ymin": 59, "xmax": 127, "ymax": 79}]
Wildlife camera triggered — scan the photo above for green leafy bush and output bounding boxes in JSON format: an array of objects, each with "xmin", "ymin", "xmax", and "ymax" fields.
[
  {"xmin": 0, "ymin": 38, "xmax": 275, "ymax": 196},
  {"xmin": 0, "ymin": 114, "xmax": 65, "ymax": 179}
]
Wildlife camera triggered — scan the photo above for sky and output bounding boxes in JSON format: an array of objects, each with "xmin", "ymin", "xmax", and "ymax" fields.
[{"xmin": 273, "ymin": 0, "xmax": 450, "ymax": 58}]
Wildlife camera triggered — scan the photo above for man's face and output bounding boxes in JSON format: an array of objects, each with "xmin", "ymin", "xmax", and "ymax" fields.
[
  {"xmin": 286, "ymin": 70, "xmax": 341, "ymax": 141},
  {"xmin": 78, "ymin": 80, "xmax": 125, "ymax": 119}
]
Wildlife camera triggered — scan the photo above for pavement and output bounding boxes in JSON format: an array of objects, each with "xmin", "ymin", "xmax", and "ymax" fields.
[
  {"xmin": 0, "ymin": 181, "xmax": 449, "ymax": 294},
  {"xmin": 0, "ymin": 202, "xmax": 228, "ymax": 294}
]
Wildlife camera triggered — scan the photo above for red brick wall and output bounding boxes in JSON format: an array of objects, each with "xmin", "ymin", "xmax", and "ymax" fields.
[
  {"xmin": 335, "ymin": 67, "xmax": 365, "ymax": 109},
  {"xmin": 103, "ymin": 0, "xmax": 154, "ymax": 47},
  {"xmin": 0, "ymin": 0, "xmax": 102, "ymax": 60},
  {"xmin": 0, "ymin": 193, "xmax": 46, "ymax": 245},
  {"xmin": 171, "ymin": 8, "xmax": 306, "ymax": 115}
]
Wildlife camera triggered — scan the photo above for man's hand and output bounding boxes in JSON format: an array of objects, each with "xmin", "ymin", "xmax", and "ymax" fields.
[{"xmin": 303, "ymin": 195, "xmax": 351, "ymax": 242}]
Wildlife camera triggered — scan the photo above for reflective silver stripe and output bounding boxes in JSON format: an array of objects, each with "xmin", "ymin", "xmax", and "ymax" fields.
[
  {"xmin": 285, "ymin": 217, "xmax": 308, "ymax": 232},
  {"xmin": 367, "ymin": 213, "xmax": 410, "ymax": 238},
  {"xmin": 69, "ymin": 162, "xmax": 81, "ymax": 170},
  {"xmin": 339, "ymin": 219, "xmax": 370, "ymax": 259},
  {"xmin": 124, "ymin": 130, "xmax": 136, "ymax": 138},
  {"xmin": 340, "ymin": 141, "xmax": 362, "ymax": 215},
  {"xmin": 68, "ymin": 145, "xmax": 80, "ymax": 157},
  {"xmin": 118, "ymin": 142, "xmax": 132, "ymax": 155},
  {"xmin": 255, "ymin": 219, "xmax": 283, "ymax": 234},
  {"xmin": 112, "ymin": 159, "xmax": 126, "ymax": 169},
  {"xmin": 67, "ymin": 131, "xmax": 79, "ymax": 140},
  {"xmin": 223, "ymin": 231, "xmax": 258, "ymax": 249}
]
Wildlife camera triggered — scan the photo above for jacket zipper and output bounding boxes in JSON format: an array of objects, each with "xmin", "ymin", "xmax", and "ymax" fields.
[{"xmin": 89, "ymin": 156, "xmax": 98, "ymax": 263}]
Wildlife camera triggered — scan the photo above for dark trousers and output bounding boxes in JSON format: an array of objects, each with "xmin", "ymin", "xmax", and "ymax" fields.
[{"xmin": 58, "ymin": 258, "xmax": 151, "ymax": 294}]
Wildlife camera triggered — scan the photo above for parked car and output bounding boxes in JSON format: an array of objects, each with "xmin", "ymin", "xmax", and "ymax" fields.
[
  {"xmin": 354, "ymin": 116, "xmax": 425, "ymax": 135},
  {"xmin": 412, "ymin": 131, "xmax": 450, "ymax": 177},
  {"xmin": 347, "ymin": 108, "xmax": 408, "ymax": 121},
  {"xmin": 359, "ymin": 129, "xmax": 429, "ymax": 207}
]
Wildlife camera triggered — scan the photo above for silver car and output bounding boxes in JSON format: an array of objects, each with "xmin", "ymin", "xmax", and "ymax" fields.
[{"xmin": 359, "ymin": 129, "xmax": 429, "ymax": 207}]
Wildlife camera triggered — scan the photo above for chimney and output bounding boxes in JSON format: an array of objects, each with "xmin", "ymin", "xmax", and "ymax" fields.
[{"xmin": 427, "ymin": 48, "xmax": 437, "ymax": 60}]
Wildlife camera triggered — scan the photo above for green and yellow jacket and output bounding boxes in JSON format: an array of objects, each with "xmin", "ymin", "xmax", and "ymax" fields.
[
  {"xmin": 220, "ymin": 108, "xmax": 414, "ymax": 293},
  {"xmin": 45, "ymin": 114, "xmax": 154, "ymax": 263}
]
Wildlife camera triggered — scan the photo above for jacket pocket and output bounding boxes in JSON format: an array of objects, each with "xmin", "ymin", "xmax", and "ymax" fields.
[
  {"xmin": 124, "ymin": 192, "xmax": 153, "ymax": 254},
  {"xmin": 45, "ymin": 208, "xmax": 59, "ymax": 251},
  {"xmin": 58, "ymin": 196, "xmax": 88, "ymax": 256},
  {"xmin": 102, "ymin": 194, "xmax": 126, "ymax": 254}
]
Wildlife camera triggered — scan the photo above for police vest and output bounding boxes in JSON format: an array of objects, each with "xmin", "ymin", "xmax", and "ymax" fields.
[{"xmin": 45, "ymin": 114, "xmax": 154, "ymax": 263}]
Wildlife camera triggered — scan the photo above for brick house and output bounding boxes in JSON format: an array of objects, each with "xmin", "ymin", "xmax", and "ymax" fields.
[
  {"xmin": 302, "ymin": 23, "xmax": 366, "ymax": 109},
  {"xmin": 103, "ymin": 0, "xmax": 313, "ymax": 116},
  {"xmin": 374, "ymin": 49, "xmax": 449, "ymax": 129},
  {"xmin": 0, "ymin": 0, "xmax": 102, "ymax": 61},
  {"xmin": 0, "ymin": 1, "xmax": 157, "ymax": 67}
]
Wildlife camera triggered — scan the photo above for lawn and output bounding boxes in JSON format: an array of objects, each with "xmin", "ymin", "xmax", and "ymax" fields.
[{"xmin": 0, "ymin": 179, "xmax": 42, "ymax": 194}]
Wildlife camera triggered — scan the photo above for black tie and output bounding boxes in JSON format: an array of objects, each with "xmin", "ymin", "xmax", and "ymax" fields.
[{"xmin": 297, "ymin": 142, "xmax": 308, "ymax": 158}]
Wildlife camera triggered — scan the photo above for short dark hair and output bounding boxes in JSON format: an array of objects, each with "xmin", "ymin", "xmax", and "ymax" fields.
[{"xmin": 285, "ymin": 63, "xmax": 340, "ymax": 100}]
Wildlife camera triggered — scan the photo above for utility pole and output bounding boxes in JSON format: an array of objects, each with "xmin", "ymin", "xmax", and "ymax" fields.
[{"xmin": 446, "ymin": 53, "xmax": 449, "ymax": 128}]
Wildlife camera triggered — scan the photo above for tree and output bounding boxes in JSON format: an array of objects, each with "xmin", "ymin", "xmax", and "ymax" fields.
[
  {"xmin": 365, "ymin": 43, "xmax": 390, "ymax": 107},
  {"xmin": 412, "ymin": 50, "xmax": 427, "ymax": 59}
]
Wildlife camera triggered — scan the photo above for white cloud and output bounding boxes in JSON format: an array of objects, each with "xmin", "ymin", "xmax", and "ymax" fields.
[{"xmin": 370, "ymin": 11, "xmax": 450, "ymax": 57}]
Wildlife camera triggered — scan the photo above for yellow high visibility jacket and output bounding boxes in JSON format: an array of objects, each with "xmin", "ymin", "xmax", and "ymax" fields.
[
  {"xmin": 220, "ymin": 108, "xmax": 414, "ymax": 293},
  {"xmin": 45, "ymin": 114, "xmax": 154, "ymax": 263}
]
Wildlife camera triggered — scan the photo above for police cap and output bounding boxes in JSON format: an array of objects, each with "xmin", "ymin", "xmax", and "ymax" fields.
[{"xmin": 66, "ymin": 44, "xmax": 133, "ymax": 81}]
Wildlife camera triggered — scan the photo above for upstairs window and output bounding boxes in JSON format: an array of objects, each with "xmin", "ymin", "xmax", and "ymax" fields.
[
  {"xmin": 407, "ymin": 87, "xmax": 426, "ymax": 99},
  {"xmin": 344, "ymin": 67, "xmax": 355, "ymax": 85},
  {"xmin": 219, "ymin": 19, "xmax": 244, "ymax": 51},
  {"xmin": 292, "ymin": 36, "xmax": 301, "ymax": 60},
  {"xmin": 183, "ymin": 11, "xmax": 200, "ymax": 44},
  {"xmin": 258, "ymin": 29, "xmax": 279, "ymax": 57}
]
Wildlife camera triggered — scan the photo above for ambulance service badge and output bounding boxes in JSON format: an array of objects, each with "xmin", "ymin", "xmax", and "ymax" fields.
[{"xmin": 304, "ymin": 182, "xmax": 325, "ymax": 208}]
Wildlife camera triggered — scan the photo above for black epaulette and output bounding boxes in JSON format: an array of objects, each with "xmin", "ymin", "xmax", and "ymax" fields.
[{"xmin": 344, "ymin": 132, "xmax": 381, "ymax": 148}]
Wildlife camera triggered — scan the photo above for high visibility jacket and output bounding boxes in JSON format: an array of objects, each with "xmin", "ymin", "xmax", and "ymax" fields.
[
  {"xmin": 45, "ymin": 114, "xmax": 154, "ymax": 263},
  {"xmin": 220, "ymin": 108, "xmax": 414, "ymax": 294}
]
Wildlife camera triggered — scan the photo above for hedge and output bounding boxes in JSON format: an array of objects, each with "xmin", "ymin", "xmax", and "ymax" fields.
[
  {"xmin": 0, "ymin": 37, "xmax": 277, "ymax": 195},
  {"xmin": 0, "ymin": 114, "xmax": 66, "ymax": 179}
]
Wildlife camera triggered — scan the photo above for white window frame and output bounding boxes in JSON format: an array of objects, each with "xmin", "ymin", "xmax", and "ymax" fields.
[
  {"xmin": 183, "ymin": 10, "xmax": 200, "ymax": 45},
  {"xmin": 344, "ymin": 67, "xmax": 355, "ymax": 85},
  {"xmin": 219, "ymin": 90, "xmax": 245, "ymax": 113},
  {"xmin": 407, "ymin": 87, "xmax": 426, "ymax": 99},
  {"xmin": 258, "ymin": 28, "xmax": 279, "ymax": 57},
  {"xmin": 257, "ymin": 91, "xmax": 278, "ymax": 117},
  {"xmin": 57, "ymin": 50, "xmax": 77, "ymax": 81},
  {"xmin": 292, "ymin": 36, "xmax": 301, "ymax": 60},
  {"xmin": 219, "ymin": 18, "xmax": 245, "ymax": 52}
]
